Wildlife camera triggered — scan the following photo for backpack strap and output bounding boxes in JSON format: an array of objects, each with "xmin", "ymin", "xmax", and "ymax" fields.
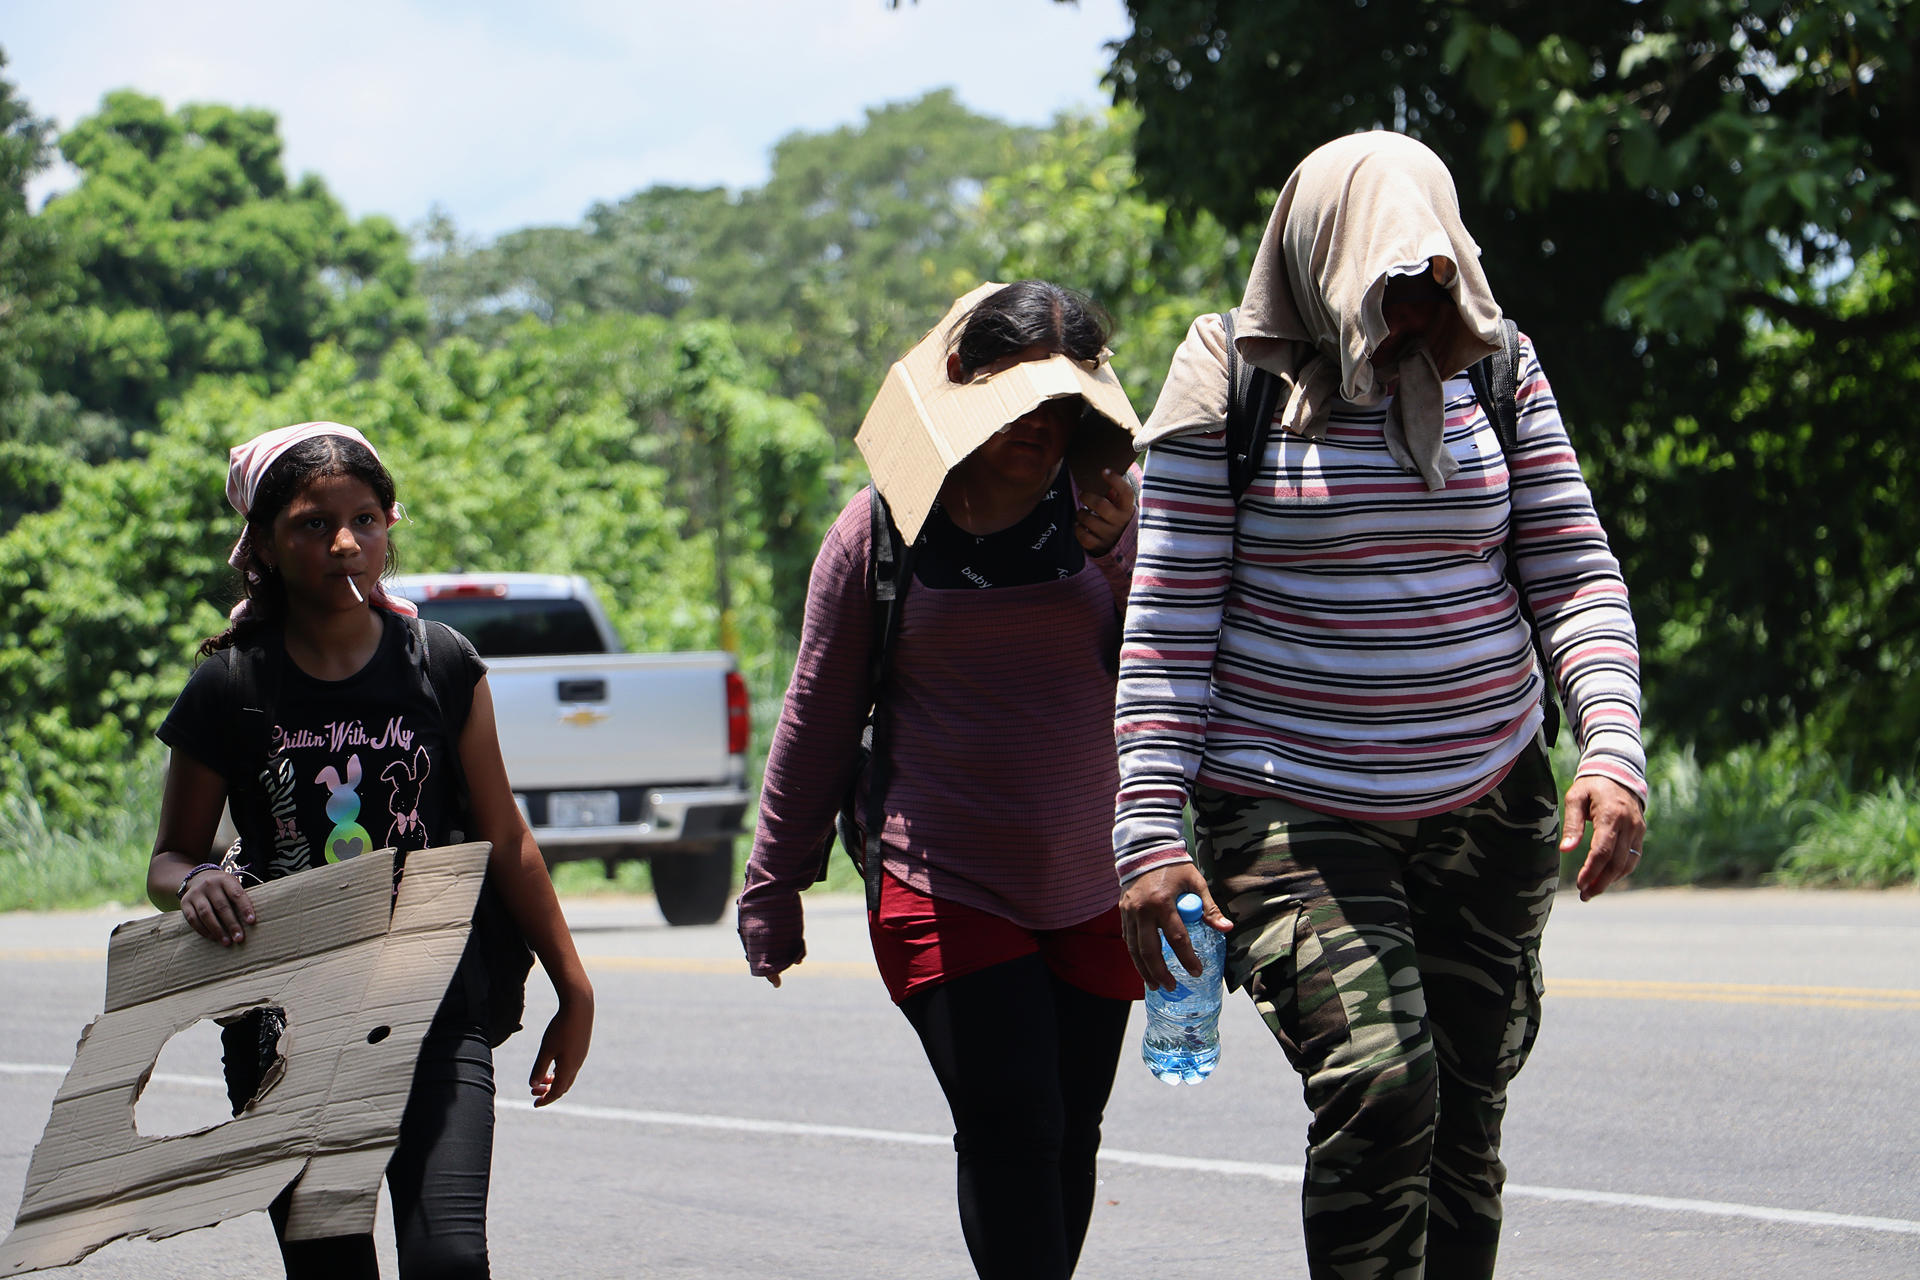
[
  {"xmin": 850, "ymin": 488, "xmax": 916, "ymax": 912},
  {"xmin": 1467, "ymin": 320, "xmax": 1562, "ymax": 745},
  {"xmin": 1220, "ymin": 309, "xmax": 1283, "ymax": 506},
  {"xmin": 408, "ymin": 617, "xmax": 475, "ymax": 827},
  {"xmin": 223, "ymin": 638, "xmax": 284, "ymax": 876},
  {"xmin": 226, "ymin": 637, "xmax": 281, "ymax": 765},
  {"xmin": 867, "ymin": 487, "xmax": 916, "ymax": 694},
  {"xmin": 1468, "ymin": 318, "xmax": 1522, "ymax": 457}
]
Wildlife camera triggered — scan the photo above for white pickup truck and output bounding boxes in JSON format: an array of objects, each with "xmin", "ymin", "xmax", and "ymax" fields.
[{"xmin": 388, "ymin": 573, "xmax": 750, "ymax": 925}]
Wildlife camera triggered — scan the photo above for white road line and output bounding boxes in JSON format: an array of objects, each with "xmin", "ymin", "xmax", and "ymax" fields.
[{"xmin": 6, "ymin": 1062, "xmax": 1916, "ymax": 1237}]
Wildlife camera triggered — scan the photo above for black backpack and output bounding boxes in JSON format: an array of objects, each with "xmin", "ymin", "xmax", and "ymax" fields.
[
  {"xmin": 1220, "ymin": 312, "xmax": 1561, "ymax": 744},
  {"xmin": 811, "ymin": 487, "xmax": 916, "ymax": 913},
  {"xmin": 225, "ymin": 616, "xmax": 534, "ymax": 1046}
]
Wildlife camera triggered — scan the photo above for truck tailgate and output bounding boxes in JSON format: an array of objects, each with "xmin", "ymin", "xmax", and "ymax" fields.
[{"xmin": 484, "ymin": 652, "xmax": 736, "ymax": 789}]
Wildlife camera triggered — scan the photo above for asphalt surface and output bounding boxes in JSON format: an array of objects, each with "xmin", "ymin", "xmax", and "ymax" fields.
[{"xmin": 1, "ymin": 886, "xmax": 1916, "ymax": 1278}]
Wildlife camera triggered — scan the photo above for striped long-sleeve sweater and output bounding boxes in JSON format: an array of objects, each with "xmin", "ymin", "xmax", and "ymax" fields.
[{"xmin": 1113, "ymin": 314, "xmax": 1646, "ymax": 885}]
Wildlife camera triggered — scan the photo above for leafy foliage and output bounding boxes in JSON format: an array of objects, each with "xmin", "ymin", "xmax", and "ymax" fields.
[
  {"xmin": 0, "ymin": 53, "xmax": 90, "ymax": 531},
  {"xmin": 415, "ymin": 187, "xmax": 739, "ymax": 343},
  {"xmin": 39, "ymin": 91, "xmax": 425, "ymax": 433}
]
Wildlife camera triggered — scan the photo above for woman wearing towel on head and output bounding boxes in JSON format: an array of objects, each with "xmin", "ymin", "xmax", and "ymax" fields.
[{"xmin": 1113, "ymin": 133, "xmax": 1648, "ymax": 1279}]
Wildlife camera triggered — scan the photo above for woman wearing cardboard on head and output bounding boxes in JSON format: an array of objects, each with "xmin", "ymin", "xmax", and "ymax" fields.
[
  {"xmin": 1114, "ymin": 134, "xmax": 1647, "ymax": 1278},
  {"xmin": 739, "ymin": 281, "xmax": 1144, "ymax": 1279}
]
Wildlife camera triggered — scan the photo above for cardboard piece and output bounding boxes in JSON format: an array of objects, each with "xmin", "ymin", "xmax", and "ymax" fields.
[
  {"xmin": 0, "ymin": 843, "xmax": 491, "ymax": 1275},
  {"xmin": 856, "ymin": 282, "xmax": 1143, "ymax": 542}
]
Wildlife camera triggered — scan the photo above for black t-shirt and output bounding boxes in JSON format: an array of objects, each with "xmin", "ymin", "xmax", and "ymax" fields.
[
  {"xmin": 158, "ymin": 613, "xmax": 487, "ymax": 882},
  {"xmin": 914, "ymin": 472, "xmax": 1086, "ymax": 589}
]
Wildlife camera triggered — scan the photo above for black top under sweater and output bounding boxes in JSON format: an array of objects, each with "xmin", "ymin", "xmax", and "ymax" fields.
[{"xmin": 914, "ymin": 472, "xmax": 1085, "ymax": 589}]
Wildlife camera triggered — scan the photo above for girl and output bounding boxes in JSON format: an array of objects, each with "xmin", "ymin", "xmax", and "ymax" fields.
[
  {"xmin": 147, "ymin": 422, "xmax": 594, "ymax": 1279},
  {"xmin": 738, "ymin": 282, "xmax": 1143, "ymax": 1280}
]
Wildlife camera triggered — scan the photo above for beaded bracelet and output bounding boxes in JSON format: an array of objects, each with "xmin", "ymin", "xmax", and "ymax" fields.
[{"xmin": 176, "ymin": 862, "xmax": 225, "ymax": 900}]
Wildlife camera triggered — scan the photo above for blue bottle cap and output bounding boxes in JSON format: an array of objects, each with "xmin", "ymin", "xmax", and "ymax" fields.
[{"xmin": 1175, "ymin": 892, "xmax": 1204, "ymax": 924}]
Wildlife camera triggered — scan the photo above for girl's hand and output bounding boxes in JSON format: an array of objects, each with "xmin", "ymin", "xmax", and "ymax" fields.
[
  {"xmin": 181, "ymin": 871, "xmax": 256, "ymax": 946},
  {"xmin": 530, "ymin": 980, "xmax": 594, "ymax": 1107},
  {"xmin": 1074, "ymin": 469, "xmax": 1136, "ymax": 557}
]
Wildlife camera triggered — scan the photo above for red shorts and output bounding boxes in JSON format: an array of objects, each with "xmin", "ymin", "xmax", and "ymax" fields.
[{"xmin": 867, "ymin": 870, "xmax": 1144, "ymax": 1005}]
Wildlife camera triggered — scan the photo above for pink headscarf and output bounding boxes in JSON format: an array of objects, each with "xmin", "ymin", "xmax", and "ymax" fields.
[{"xmin": 225, "ymin": 421, "xmax": 418, "ymax": 621}]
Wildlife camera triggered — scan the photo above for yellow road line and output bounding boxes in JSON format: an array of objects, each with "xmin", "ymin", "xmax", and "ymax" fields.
[{"xmin": 1548, "ymin": 979, "xmax": 1920, "ymax": 1012}]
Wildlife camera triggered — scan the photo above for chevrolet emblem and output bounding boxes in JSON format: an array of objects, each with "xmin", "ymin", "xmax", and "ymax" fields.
[{"xmin": 559, "ymin": 708, "xmax": 609, "ymax": 728}]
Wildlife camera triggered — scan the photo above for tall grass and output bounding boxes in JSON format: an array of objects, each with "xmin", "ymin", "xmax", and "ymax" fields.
[
  {"xmin": 1778, "ymin": 778, "xmax": 1920, "ymax": 887},
  {"xmin": 0, "ymin": 750, "xmax": 164, "ymax": 912}
]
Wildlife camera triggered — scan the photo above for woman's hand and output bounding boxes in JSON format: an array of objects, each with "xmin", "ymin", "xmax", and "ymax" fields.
[
  {"xmin": 1563, "ymin": 775, "xmax": 1646, "ymax": 901},
  {"xmin": 757, "ymin": 954, "xmax": 804, "ymax": 988},
  {"xmin": 1075, "ymin": 468, "xmax": 1136, "ymax": 557},
  {"xmin": 530, "ymin": 979, "xmax": 594, "ymax": 1107},
  {"xmin": 180, "ymin": 870, "xmax": 256, "ymax": 946},
  {"xmin": 1119, "ymin": 862, "xmax": 1231, "ymax": 992}
]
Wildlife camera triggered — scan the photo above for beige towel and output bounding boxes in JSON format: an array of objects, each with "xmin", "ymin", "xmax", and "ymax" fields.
[{"xmin": 1142, "ymin": 132, "xmax": 1504, "ymax": 490}]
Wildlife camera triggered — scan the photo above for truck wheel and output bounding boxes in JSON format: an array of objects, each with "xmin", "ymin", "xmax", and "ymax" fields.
[{"xmin": 652, "ymin": 842, "xmax": 735, "ymax": 926}]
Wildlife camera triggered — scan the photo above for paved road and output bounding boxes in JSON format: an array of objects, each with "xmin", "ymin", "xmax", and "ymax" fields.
[{"xmin": 2, "ymin": 887, "xmax": 1917, "ymax": 1278}]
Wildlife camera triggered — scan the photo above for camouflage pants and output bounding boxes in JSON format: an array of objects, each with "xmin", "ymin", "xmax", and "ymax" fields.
[{"xmin": 1193, "ymin": 742, "xmax": 1560, "ymax": 1280}]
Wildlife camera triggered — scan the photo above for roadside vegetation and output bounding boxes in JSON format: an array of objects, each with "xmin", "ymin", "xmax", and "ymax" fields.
[{"xmin": 4, "ymin": 3, "xmax": 1917, "ymax": 907}]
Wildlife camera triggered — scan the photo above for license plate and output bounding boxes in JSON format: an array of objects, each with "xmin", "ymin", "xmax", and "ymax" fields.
[{"xmin": 548, "ymin": 790, "xmax": 619, "ymax": 828}]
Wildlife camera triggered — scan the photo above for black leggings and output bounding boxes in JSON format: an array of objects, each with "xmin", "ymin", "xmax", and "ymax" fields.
[
  {"xmin": 225, "ymin": 1020, "xmax": 495, "ymax": 1279},
  {"xmin": 899, "ymin": 954, "xmax": 1133, "ymax": 1280}
]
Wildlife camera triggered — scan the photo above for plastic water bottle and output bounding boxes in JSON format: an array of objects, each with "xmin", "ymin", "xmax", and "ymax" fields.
[{"xmin": 1141, "ymin": 892, "xmax": 1225, "ymax": 1085}]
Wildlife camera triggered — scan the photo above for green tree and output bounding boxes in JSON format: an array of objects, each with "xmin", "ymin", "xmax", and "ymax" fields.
[
  {"xmin": 416, "ymin": 187, "xmax": 735, "ymax": 344},
  {"xmin": 1095, "ymin": 0, "xmax": 1920, "ymax": 768},
  {"xmin": 39, "ymin": 91, "xmax": 425, "ymax": 433},
  {"xmin": 0, "ymin": 54, "xmax": 62, "ymax": 425},
  {"xmin": 419, "ymin": 91, "xmax": 1036, "ymax": 432},
  {"xmin": 973, "ymin": 107, "xmax": 1251, "ymax": 415},
  {"xmin": 0, "ymin": 51, "xmax": 91, "ymax": 530}
]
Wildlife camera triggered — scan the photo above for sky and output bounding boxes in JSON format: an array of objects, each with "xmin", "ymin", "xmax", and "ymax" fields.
[{"xmin": 2, "ymin": 0, "xmax": 1132, "ymax": 240}]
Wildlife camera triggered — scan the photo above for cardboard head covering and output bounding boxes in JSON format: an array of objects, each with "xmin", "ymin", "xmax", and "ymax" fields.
[
  {"xmin": 1228, "ymin": 131, "xmax": 1504, "ymax": 490},
  {"xmin": 225, "ymin": 422, "xmax": 417, "ymax": 621},
  {"xmin": 855, "ymin": 283, "xmax": 1141, "ymax": 542}
]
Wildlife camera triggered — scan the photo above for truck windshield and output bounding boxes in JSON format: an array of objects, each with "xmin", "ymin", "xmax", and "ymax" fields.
[{"xmin": 414, "ymin": 598, "xmax": 607, "ymax": 657}]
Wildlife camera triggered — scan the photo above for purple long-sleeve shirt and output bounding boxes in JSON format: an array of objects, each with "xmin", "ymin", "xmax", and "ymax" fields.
[{"xmin": 738, "ymin": 479, "xmax": 1137, "ymax": 977}]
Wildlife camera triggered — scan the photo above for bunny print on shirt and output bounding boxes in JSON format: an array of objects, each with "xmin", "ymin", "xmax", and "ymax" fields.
[
  {"xmin": 315, "ymin": 754, "xmax": 375, "ymax": 862},
  {"xmin": 382, "ymin": 746, "xmax": 433, "ymax": 850}
]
